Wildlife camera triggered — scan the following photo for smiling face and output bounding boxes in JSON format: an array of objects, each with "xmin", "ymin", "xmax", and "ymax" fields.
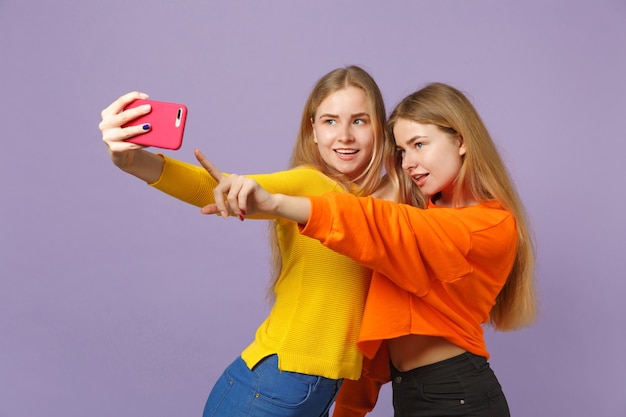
[
  {"xmin": 394, "ymin": 118, "xmax": 466, "ymax": 207},
  {"xmin": 312, "ymin": 86, "xmax": 375, "ymax": 181}
]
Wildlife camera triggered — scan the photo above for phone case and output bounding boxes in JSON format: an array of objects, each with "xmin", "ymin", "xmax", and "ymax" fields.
[{"xmin": 123, "ymin": 99, "xmax": 188, "ymax": 150}]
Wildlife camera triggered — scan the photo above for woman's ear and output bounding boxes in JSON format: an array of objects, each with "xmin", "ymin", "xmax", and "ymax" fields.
[
  {"xmin": 311, "ymin": 117, "xmax": 318, "ymax": 143},
  {"xmin": 457, "ymin": 134, "xmax": 466, "ymax": 156}
]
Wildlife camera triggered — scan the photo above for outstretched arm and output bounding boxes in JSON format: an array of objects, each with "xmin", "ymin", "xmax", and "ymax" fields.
[
  {"xmin": 99, "ymin": 91, "xmax": 165, "ymax": 183},
  {"xmin": 194, "ymin": 149, "xmax": 312, "ymax": 224}
]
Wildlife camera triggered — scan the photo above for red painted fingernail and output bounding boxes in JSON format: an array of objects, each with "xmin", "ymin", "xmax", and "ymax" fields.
[
  {"xmin": 241, "ymin": 209, "xmax": 247, "ymax": 215},
  {"xmin": 238, "ymin": 215, "xmax": 244, "ymax": 221}
]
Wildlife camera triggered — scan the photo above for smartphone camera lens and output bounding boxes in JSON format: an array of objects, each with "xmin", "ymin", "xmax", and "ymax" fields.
[{"xmin": 175, "ymin": 108, "xmax": 183, "ymax": 127}]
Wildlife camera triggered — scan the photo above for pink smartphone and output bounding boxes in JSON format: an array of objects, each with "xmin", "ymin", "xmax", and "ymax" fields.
[{"xmin": 123, "ymin": 99, "xmax": 188, "ymax": 150}]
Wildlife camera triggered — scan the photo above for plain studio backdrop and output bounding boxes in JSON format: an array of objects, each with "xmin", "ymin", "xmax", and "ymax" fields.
[{"xmin": 1, "ymin": 1, "xmax": 624, "ymax": 416}]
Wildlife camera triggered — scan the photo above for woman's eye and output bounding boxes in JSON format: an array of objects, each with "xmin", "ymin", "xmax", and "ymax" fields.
[
  {"xmin": 415, "ymin": 142, "xmax": 423, "ymax": 149},
  {"xmin": 325, "ymin": 119, "xmax": 336, "ymax": 125},
  {"xmin": 354, "ymin": 119, "xmax": 366, "ymax": 125}
]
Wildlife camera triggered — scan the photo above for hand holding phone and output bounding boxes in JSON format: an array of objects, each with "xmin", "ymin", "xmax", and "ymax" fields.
[{"xmin": 123, "ymin": 99, "xmax": 188, "ymax": 150}]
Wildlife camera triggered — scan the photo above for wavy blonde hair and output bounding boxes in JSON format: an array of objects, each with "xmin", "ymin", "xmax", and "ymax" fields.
[
  {"xmin": 385, "ymin": 82, "xmax": 538, "ymax": 330},
  {"xmin": 268, "ymin": 66, "xmax": 387, "ymax": 298}
]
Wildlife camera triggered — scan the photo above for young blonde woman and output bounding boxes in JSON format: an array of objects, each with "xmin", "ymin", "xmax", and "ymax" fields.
[
  {"xmin": 195, "ymin": 82, "xmax": 538, "ymax": 417},
  {"xmin": 99, "ymin": 66, "xmax": 392, "ymax": 417}
]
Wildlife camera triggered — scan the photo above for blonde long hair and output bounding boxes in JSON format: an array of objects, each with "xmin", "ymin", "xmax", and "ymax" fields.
[
  {"xmin": 268, "ymin": 66, "xmax": 387, "ymax": 298},
  {"xmin": 386, "ymin": 82, "xmax": 538, "ymax": 330}
]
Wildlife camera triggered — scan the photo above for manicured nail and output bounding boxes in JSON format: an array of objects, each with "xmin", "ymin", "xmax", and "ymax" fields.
[
  {"xmin": 141, "ymin": 104, "xmax": 151, "ymax": 111},
  {"xmin": 241, "ymin": 209, "xmax": 246, "ymax": 215},
  {"xmin": 142, "ymin": 124, "xmax": 150, "ymax": 130},
  {"xmin": 238, "ymin": 215, "xmax": 245, "ymax": 221}
]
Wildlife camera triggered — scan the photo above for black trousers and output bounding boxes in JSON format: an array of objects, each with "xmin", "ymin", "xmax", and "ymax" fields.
[{"xmin": 391, "ymin": 352, "xmax": 510, "ymax": 417}]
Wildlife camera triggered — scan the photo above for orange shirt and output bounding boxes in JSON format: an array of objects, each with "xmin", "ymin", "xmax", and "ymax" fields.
[{"xmin": 300, "ymin": 193, "xmax": 518, "ymax": 416}]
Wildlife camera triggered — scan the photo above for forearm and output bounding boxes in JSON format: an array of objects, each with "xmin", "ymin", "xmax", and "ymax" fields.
[
  {"xmin": 333, "ymin": 343, "xmax": 390, "ymax": 417},
  {"xmin": 116, "ymin": 149, "xmax": 165, "ymax": 184},
  {"xmin": 271, "ymin": 194, "xmax": 312, "ymax": 224}
]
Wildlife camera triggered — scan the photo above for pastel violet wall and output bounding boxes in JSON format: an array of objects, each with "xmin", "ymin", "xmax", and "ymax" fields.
[{"xmin": 1, "ymin": 1, "xmax": 625, "ymax": 416}]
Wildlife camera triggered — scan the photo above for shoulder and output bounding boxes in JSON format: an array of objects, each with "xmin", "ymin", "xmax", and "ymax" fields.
[
  {"xmin": 428, "ymin": 200, "xmax": 512, "ymax": 225},
  {"xmin": 418, "ymin": 201, "xmax": 516, "ymax": 245},
  {"xmin": 450, "ymin": 203, "xmax": 517, "ymax": 251},
  {"xmin": 464, "ymin": 201, "xmax": 515, "ymax": 231}
]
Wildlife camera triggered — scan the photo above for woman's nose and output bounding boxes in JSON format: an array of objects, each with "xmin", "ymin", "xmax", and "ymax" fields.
[
  {"xmin": 338, "ymin": 124, "xmax": 354, "ymax": 142},
  {"xmin": 401, "ymin": 153, "xmax": 416, "ymax": 171}
]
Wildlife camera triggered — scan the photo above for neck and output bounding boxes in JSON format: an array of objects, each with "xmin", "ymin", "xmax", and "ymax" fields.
[{"xmin": 431, "ymin": 192, "xmax": 478, "ymax": 208}]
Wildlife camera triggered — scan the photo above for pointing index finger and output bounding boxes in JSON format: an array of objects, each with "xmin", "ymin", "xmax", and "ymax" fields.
[{"xmin": 194, "ymin": 148, "xmax": 223, "ymax": 180}]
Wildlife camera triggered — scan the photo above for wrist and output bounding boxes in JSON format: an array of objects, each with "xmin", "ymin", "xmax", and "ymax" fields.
[
  {"xmin": 118, "ymin": 149, "xmax": 164, "ymax": 184},
  {"xmin": 271, "ymin": 193, "xmax": 286, "ymax": 215},
  {"xmin": 273, "ymin": 194, "xmax": 310, "ymax": 224}
]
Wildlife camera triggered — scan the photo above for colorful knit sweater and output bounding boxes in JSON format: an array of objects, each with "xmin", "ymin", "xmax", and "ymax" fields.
[{"xmin": 150, "ymin": 156, "xmax": 372, "ymax": 380}]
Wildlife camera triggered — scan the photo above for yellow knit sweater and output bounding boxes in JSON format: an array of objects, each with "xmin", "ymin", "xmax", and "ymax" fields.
[{"xmin": 149, "ymin": 155, "xmax": 371, "ymax": 380}]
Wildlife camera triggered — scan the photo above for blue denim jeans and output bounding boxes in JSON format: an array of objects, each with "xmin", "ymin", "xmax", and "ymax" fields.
[
  {"xmin": 391, "ymin": 352, "xmax": 510, "ymax": 417},
  {"xmin": 202, "ymin": 355, "xmax": 343, "ymax": 417}
]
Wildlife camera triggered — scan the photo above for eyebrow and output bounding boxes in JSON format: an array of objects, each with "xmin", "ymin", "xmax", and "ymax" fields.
[
  {"xmin": 317, "ymin": 112, "xmax": 370, "ymax": 120},
  {"xmin": 397, "ymin": 135, "xmax": 428, "ymax": 148},
  {"xmin": 405, "ymin": 135, "xmax": 427, "ymax": 143}
]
